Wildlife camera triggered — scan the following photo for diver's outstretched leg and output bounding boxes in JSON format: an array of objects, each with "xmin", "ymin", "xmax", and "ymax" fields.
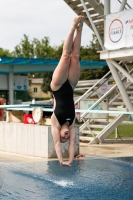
[
  {"xmin": 68, "ymin": 17, "xmax": 84, "ymax": 89},
  {"xmin": 51, "ymin": 16, "xmax": 84, "ymax": 91}
]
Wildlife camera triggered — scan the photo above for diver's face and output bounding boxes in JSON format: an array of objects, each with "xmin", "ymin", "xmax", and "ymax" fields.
[{"xmin": 60, "ymin": 127, "xmax": 70, "ymax": 143}]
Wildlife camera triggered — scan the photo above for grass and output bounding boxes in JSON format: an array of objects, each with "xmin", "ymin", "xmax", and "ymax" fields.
[
  {"xmin": 107, "ymin": 124, "xmax": 133, "ymax": 139},
  {"xmin": 76, "ymin": 114, "xmax": 133, "ymax": 139}
]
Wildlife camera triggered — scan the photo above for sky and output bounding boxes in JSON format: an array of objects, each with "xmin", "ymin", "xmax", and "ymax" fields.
[{"xmin": 0, "ymin": 0, "xmax": 133, "ymax": 52}]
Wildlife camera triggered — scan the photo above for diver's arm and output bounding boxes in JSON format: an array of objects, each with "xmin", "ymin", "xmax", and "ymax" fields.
[
  {"xmin": 68, "ymin": 126, "xmax": 76, "ymax": 165},
  {"xmin": 51, "ymin": 113, "xmax": 64, "ymax": 165},
  {"xmin": 52, "ymin": 126, "xmax": 72, "ymax": 167},
  {"xmin": 51, "ymin": 125, "xmax": 64, "ymax": 165}
]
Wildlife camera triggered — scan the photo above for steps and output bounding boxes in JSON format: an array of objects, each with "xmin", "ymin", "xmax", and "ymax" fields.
[
  {"xmin": 79, "ymin": 80, "xmax": 133, "ymax": 144},
  {"xmin": 64, "ymin": 0, "xmax": 104, "ymax": 36}
]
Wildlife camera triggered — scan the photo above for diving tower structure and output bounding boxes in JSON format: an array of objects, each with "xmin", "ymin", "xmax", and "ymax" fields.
[{"xmin": 64, "ymin": 0, "xmax": 133, "ymax": 144}]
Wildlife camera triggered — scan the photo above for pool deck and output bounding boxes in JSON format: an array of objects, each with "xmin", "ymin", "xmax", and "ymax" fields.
[
  {"xmin": 80, "ymin": 143, "xmax": 133, "ymax": 158},
  {"xmin": 0, "ymin": 143, "xmax": 133, "ymax": 163}
]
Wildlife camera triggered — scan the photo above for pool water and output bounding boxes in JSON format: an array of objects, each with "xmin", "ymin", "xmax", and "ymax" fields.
[{"xmin": 0, "ymin": 157, "xmax": 133, "ymax": 200}]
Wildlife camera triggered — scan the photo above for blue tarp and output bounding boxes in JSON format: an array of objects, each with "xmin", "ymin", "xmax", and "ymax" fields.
[{"xmin": 0, "ymin": 57, "xmax": 107, "ymax": 73}]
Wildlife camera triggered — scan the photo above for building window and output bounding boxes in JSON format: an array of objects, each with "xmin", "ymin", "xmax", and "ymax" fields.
[{"xmin": 33, "ymin": 87, "xmax": 38, "ymax": 93}]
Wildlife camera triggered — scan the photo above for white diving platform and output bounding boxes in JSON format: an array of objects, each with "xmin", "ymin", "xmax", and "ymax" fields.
[
  {"xmin": 100, "ymin": 48, "xmax": 133, "ymax": 62},
  {"xmin": 0, "ymin": 104, "xmax": 133, "ymax": 115}
]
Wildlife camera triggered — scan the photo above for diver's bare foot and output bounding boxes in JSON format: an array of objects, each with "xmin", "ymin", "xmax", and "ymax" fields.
[
  {"xmin": 77, "ymin": 16, "xmax": 84, "ymax": 31},
  {"xmin": 71, "ymin": 15, "xmax": 84, "ymax": 30}
]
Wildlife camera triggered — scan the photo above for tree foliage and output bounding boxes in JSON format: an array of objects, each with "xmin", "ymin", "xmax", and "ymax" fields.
[
  {"xmin": 80, "ymin": 66, "xmax": 109, "ymax": 80},
  {"xmin": 41, "ymin": 72, "xmax": 53, "ymax": 94},
  {"xmin": 80, "ymin": 34, "xmax": 101, "ymax": 61},
  {"xmin": 80, "ymin": 34, "xmax": 109, "ymax": 80},
  {"xmin": 0, "ymin": 48, "xmax": 13, "ymax": 57},
  {"xmin": 16, "ymin": 91, "xmax": 32, "ymax": 102}
]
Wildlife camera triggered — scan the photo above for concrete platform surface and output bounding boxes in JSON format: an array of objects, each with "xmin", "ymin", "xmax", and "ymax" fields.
[
  {"xmin": 80, "ymin": 143, "xmax": 133, "ymax": 158},
  {"xmin": 0, "ymin": 143, "xmax": 132, "ymax": 163},
  {"xmin": 0, "ymin": 151, "xmax": 49, "ymax": 163}
]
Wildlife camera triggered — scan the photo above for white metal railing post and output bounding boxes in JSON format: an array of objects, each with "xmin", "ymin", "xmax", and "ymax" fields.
[
  {"xmin": 119, "ymin": 0, "xmax": 127, "ymax": 11},
  {"xmin": 110, "ymin": 60, "xmax": 133, "ymax": 84},
  {"xmin": 104, "ymin": 0, "xmax": 110, "ymax": 14},
  {"xmin": 104, "ymin": 0, "xmax": 110, "ymax": 47},
  {"xmin": 107, "ymin": 60, "xmax": 133, "ymax": 111},
  {"xmin": 74, "ymin": 71, "xmax": 111, "ymax": 104},
  {"xmin": 115, "ymin": 128, "xmax": 118, "ymax": 139}
]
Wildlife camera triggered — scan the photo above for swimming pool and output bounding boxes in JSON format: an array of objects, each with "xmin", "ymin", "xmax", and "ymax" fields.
[{"xmin": 0, "ymin": 157, "xmax": 133, "ymax": 200}]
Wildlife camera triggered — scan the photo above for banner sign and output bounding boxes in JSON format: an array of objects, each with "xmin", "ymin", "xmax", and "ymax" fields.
[
  {"xmin": 100, "ymin": 81, "xmax": 108, "ymax": 95},
  {"xmin": 104, "ymin": 9, "xmax": 133, "ymax": 50},
  {"xmin": 14, "ymin": 76, "xmax": 29, "ymax": 91},
  {"xmin": 79, "ymin": 100, "xmax": 107, "ymax": 118}
]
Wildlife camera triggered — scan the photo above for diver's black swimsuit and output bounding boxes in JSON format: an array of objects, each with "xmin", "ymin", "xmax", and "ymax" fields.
[{"xmin": 52, "ymin": 80, "xmax": 75, "ymax": 126}]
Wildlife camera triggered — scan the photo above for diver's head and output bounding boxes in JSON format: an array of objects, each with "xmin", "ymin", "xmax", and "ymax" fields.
[{"xmin": 60, "ymin": 125, "xmax": 70, "ymax": 143}]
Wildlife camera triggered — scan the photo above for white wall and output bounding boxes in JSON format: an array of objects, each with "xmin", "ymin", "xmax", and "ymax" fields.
[
  {"xmin": 0, "ymin": 75, "xmax": 29, "ymax": 91},
  {"xmin": 0, "ymin": 122, "xmax": 79, "ymax": 158},
  {"xmin": 0, "ymin": 75, "xmax": 8, "ymax": 90}
]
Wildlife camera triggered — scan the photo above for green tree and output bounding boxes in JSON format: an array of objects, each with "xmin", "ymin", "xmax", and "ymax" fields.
[
  {"xmin": 13, "ymin": 34, "xmax": 34, "ymax": 58},
  {"xmin": 13, "ymin": 34, "xmax": 57, "ymax": 95},
  {"xmin": 80, "ymin": 34, "xmax": 101, "ymax": 61},
  {"xmin": 0, "ymin": 48, "xmax": 13, "ymax": 57},
  {"xmin": 54, "ymin": 42, "xmax": 63, "ymax": 59},
  {"xmin": 80, "ymin": 66, "xmax": 109, "ymax": 80},
  {"xmin": 80, "ymin": 34, "xmax": 109, "ymax": 80},
  {"xmin": 16, "ymin": 91, "xmax": 32, "ymax": 102},
  {"xmin": 13, "ymin": 34, "xmax": 56, "ymax": 59},
  {"xmin": 41, "ymin": 72, "xmax": 53, "ymax": 95},
  {"xmin": 33, "ymin": 37, "xmax": 55, "ymax": 58}
]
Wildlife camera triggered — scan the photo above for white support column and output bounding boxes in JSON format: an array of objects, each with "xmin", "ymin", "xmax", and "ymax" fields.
[
  {"xmin": 119, "ymin": 0, "xmax": 127, "ymax": 11},
  {"xmin": 8, "ymin": 65, "xmax": 14, "ymax": 105},
  {"xmin": 107, "ymin": 60, "xmax": 133, "ymax": 111},
  {"xmin": 110, "ymin": 60, "xmax": 133, "ymax": 84},
  {"xmin": 104, "ymin": 0, "xmax": 110, "ymax": 15},
  {"xmin": 104, "ymin": 0, "xmax": 110, "ymax": 46}
]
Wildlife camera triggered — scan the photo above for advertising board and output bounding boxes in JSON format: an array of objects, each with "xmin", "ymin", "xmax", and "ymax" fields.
[
  {"xmin": 105, "ymin": 9, "xmax": 133, "ymax": 50},
  {"xmin": 79, "ymin": 100, "xmax": 107, "ymax": 118}
]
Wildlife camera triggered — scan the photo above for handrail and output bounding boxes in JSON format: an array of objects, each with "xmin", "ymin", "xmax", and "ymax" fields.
[
  {"xmin": 74, "ymin": 70, "xmax": 111, "ymax": 104},
  {"xmin": 109, "ymin": 69, "xmax": 133, "ymax": 106},
  {"xmin": 117, "ymin": 0, "xmax": 131, "ymax": 10},
  {"xmin": 80, "ymin": 68, "xmax": 133, "ymax": 118},
  {"xmin": 119, "ymin": 0, "xmax": 127, "ymax": 11},
  {"xmin": 87, "ymin": 73, "xmax": 112, "ymax": 98}
]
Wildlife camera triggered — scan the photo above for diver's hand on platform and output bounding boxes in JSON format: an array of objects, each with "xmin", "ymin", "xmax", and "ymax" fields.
[{"xmin": 60, "ymin": 161, "xmax": 71, "ymax": 167}]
